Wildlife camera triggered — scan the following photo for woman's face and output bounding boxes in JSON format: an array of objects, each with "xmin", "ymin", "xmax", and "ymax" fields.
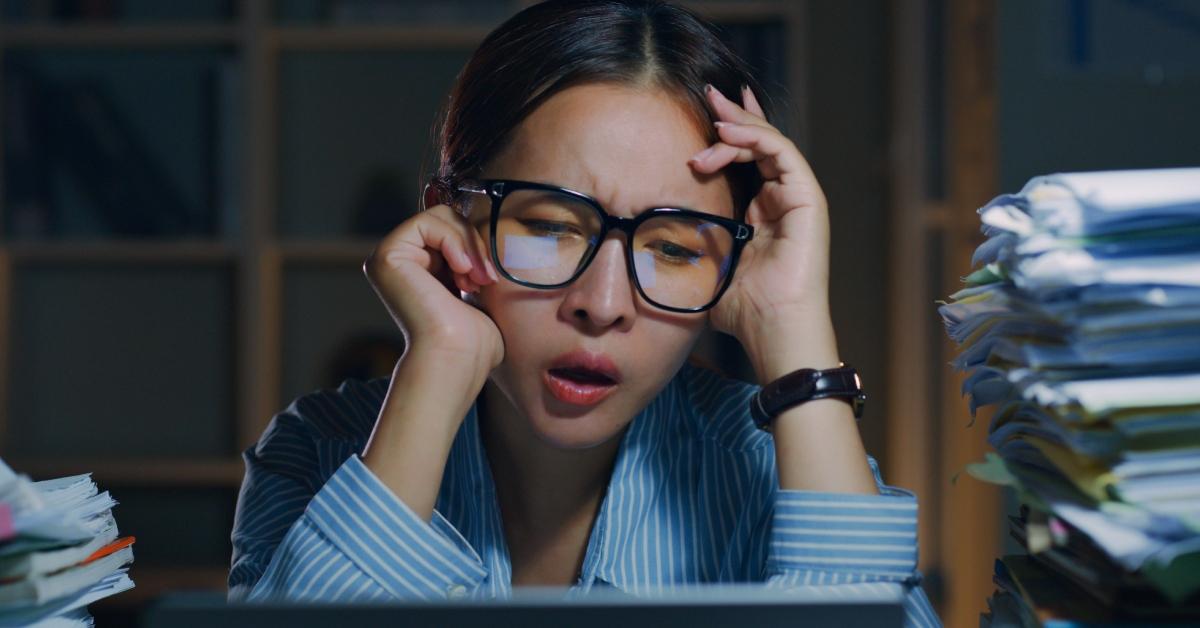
[{"xmin": 468, "ymin": 82, "xmax": 735, "ymax": 450}]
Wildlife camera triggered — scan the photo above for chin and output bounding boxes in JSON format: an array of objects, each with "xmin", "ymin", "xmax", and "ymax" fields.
[
  {"xmin": 484, "ymin": 368, "xmax": 644, "ymax": 451},
  {"xmin": 525, "ymin": 408, "xmax": 630, "ymax": 450}
]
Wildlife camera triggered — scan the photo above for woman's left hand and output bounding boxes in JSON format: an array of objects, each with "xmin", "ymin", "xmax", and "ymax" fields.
[{"xmin": 688, "ymin": 83, "xmax": 838, "ymax": 377}]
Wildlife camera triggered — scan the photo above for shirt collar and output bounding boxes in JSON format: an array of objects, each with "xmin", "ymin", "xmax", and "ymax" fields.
[{"xmin": 437, "ymin": 371, "xmax": 691, "ymax": 594}]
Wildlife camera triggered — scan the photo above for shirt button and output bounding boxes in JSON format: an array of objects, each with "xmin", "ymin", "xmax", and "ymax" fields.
[{"xmin": 446, "ymin": 584, "xmax": 468, "ymax": 599}]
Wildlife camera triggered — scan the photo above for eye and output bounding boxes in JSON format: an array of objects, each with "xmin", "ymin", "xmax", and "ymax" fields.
[
  {"xmin": 520, "ymin": 219, "xmax": 586, "ymax": 238},
  {"xmin": 646, "ymin": 240, "xmax": 704, "ymax": 264}
]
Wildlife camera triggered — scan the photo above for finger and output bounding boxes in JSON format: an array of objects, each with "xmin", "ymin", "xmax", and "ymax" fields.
[
  {"xmin": 687, "ymin": 141, "xmax": 743, "ymax": 172},
  {"xmin": 711, "ymin": 121, "xmax": 817, "ymax": 185},
  {"xmin": 439, "ymin": 212, "xmax": 497, "ymax": 285},
  {"xmin": 423, "ymin": 208, "xmax": 490, "ymax": 283},
  {"xmin": 704, "ymin": 83, "xmax": 768, "ymax": 127},
  {"xmin": 468, "ymin": 224, "xmax": 500, "ymax": 282},
  {"xmin": 427, "ymin": 212, "xmax": 495, "ymax": 286},
  {"xmin": 372, "ymin": 204, "xmax": 457, "ymax": 271},
  {"xmin": 454, "ymin": 272, "xmax": 479, "ymax": 295},
  {"xmin": 458, "ymin": 219, "xmax": 498, "ymax": 283},
  {"xmin": 366, "ymin": 211, "xmax": 474, "ymax": 302},
  {"xmin": 741, "ymin": 84, "xmax": 766, "ymax": 119},
  {"xmin": 404, "ymin": 213, "xmax": 476, "ymax": 279}
]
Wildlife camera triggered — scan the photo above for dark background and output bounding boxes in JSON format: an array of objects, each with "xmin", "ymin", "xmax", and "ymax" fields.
[{"xmin": 0, "ymin": 0, "xmax": 1196, "ymax": 626}]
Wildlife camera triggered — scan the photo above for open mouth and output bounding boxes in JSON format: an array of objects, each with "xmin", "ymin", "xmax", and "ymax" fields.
[
  {"xmin": 543, "ymin": 353, "xmax": 622, "ymax": 406},
  {"xmin": 547, "ymin": 367, "xmax": 617, "ymax": 386}
]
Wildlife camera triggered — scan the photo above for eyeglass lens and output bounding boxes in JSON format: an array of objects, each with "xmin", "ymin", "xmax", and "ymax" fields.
[{"xmin": 493, "ymin": 188, "xmax": 735, "ymax": 310}]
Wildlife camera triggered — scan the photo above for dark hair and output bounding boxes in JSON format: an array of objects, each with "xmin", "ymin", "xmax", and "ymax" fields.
[{"xmin": 423, "ymin": 0, "xmax": 774, "ymax": 218}]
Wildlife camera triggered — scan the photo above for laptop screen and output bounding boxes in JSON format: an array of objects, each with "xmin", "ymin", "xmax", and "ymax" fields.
[{"xmin": 145, "ymin": 585, "xmax": 906, "ymax": 628}]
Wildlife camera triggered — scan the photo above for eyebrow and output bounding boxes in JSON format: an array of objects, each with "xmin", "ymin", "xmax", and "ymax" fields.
[{"xmin": 544, "ymin": 178, "xmax": 733, "ymax": 218}]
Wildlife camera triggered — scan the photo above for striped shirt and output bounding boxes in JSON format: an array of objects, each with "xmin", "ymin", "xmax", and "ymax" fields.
[{"xmin": 229, "ymin": 360, "xmax": 941, "ymax": 627}]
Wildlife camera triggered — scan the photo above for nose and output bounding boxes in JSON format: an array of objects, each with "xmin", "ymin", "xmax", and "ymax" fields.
[{"xmin": 558, "ymin": 234, "xmax": 637, "ymax": 333}]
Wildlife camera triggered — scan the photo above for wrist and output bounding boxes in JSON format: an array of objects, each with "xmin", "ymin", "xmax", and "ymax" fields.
[
  {"xmin": 405, "ymin": 340, "xmax": 496, "ymax": 391},
  {"xmin": 750, "ymin": 364, "xmax": 866, "ymax": 433},
  {"xmin": 372, "ymin": 342, "xmax": 492, "ymax": 446},
  {"xmin": 737, "ymin": 306, "xmax": 840, "ymax": 384},
  {"xmin": 363, "ymin": 350, "xmax": 478, "ymax": 522}
]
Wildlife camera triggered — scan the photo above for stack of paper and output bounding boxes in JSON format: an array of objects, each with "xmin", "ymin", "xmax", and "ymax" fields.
[
  {"xmin": 0, "ymin": 457, "xmax": 134, "ymax": 627},
  {"xmin": 938, "ymin": 168, "xmax": 1200, "ymax": 626}
]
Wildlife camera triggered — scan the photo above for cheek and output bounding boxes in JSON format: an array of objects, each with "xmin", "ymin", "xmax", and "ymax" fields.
[
  {"xmin": 476, "ymin": 278, "xmax": 705, "ymax": 398},
  {"xmin": 476, "ymin": 281, "xmax": 524, "ymax": 330},
  {"xmin": 649, "ymin": 321, "xmax": 707, "ymax": 372},
  {"xmin": 474, "ymin": 281, "xmax": 547, "ymax": 365}
]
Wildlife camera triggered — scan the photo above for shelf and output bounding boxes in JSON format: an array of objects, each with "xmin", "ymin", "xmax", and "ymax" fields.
[
  {"xmin": 0, "ymin": 241, "xmax": 238, "ymax": 264},
  {"xmin": 0, "ymin": 24, "xmax": 240, "ymax": 47},
  {"xmin": 7, "ymin": 458, "xmax": 245, "ymax": 486},
  {"xmin": 267, "ymin": 25, "xmax": 492, "ymax": 50},
  {"xmin": 277, "ymin": 239, "xmax": 378, "ymax": 263}
]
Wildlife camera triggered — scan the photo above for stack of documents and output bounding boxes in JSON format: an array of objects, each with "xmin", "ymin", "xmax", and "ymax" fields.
[
  {"xmin": 938, "ymin": 168, "xmax": 1200, "ymax": 625},
  {"xmin": 0, "ymin": 457, "xmax": 134, "ymax": 627}
]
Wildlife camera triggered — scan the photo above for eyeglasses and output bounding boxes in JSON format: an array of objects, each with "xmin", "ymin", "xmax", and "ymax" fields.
[{"xmin": 455, "ymin": 178, "xmax": 754, "ymax": 313}]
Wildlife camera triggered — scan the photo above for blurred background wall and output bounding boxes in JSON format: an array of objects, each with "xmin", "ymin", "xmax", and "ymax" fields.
[{"xmin": 0, "ymin": 0, "xmax": 1195, "ymax": 626}]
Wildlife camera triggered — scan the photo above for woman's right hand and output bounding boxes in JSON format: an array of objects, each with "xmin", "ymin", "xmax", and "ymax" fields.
[
  {"xmin": 363, "ymin": 203, "xmax": 505, "ymax": 377},
  {"xmin": 360, "ymin": 204, "xmax": 503, "ymax": 520}
]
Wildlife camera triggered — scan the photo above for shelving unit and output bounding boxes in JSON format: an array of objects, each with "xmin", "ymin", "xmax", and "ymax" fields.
[
  {"xmin": 0, "ymin": 24, "xmax": 240, "ymax": 45},
  {"xmin": 886, "ymin": 2, "xmax": 1005, "ymax": 626},
  {"xmin": 13, "ymin": 458, "xmax": 245, "ymax": 486},
  {"xmin": 0, "ymin": 0, "xmax": 807, "ymax": 616}
]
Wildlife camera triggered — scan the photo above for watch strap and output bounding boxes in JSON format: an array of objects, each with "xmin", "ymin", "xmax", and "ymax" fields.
[{"xmin": 750, "ymin": 365, "xmax": 865, "ymax": 431}]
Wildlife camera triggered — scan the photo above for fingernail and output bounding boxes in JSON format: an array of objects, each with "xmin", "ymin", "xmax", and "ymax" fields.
[
  {"xmin": 714, "ymin": 121, "xmax": 735, "ymax": 128},
  {"xmin": 690, "ymin": 146, "xmax": 715, "ymax": 162},
  {"xmin": 486, "ymin": 258, "xmax": 499, "ymax": 281},
  {"xmin": 704, "ymin": 83, "xmax": 714, "ymax": 94},
  {"xmin": 741, "ymin": 83, "xmax": 750, "ymax": 93}
]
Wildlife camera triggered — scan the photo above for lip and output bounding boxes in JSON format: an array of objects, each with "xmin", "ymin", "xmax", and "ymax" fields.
[{"xmin": 543, "ymin": 350, "xmax": 623, "ymax": 406}]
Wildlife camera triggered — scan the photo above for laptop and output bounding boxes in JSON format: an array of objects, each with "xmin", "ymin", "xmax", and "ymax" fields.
[{"xmin": 144, "ymin": 584, "xmax": 906, "ymax": 627}]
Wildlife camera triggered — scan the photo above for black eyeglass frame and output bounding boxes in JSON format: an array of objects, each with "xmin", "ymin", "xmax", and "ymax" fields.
[{"xmin": 455, "ymin": 178, "xmax": 755, "ymax": 313}]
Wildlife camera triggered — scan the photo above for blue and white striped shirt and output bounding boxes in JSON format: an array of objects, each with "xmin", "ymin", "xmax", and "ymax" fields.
[{"xmin": 229, "ymin": 360, "xmax": 940, "ymax": 627}]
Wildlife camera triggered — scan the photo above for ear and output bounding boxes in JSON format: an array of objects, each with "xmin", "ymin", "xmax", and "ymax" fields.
[{"xmin": 421, "ymin": 181, "xmax": 442, "ymax": 212}]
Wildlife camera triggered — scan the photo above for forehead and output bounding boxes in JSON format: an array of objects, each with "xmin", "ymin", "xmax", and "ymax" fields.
[{"xmin": 484, "ymin": 83, "xmax": 733, "ymax": 218}]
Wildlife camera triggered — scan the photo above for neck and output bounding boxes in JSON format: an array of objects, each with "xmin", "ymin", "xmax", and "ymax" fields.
[{"xmin": 478, "ymin": 380, "xmax": 623, "ymax": 532}]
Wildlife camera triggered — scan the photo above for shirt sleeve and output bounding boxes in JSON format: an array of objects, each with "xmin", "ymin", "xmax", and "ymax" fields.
[
  {"xmin": 228, "ymin": 408, "xmax": 323, "ymax": 601},
  {"xmin": 763, "ymin": 456, "xmax": 942, "ymax": 628},
  {"xmin": 228, "ymin": 395, "xmax": 489, "ymax": 603},
  {"xmin": 242, "ymin": 454, "xmax": 488, "ymax": 602},
  {"xmin": 678, "ymin": 362, "xmax": 941, "ymax": 626}
]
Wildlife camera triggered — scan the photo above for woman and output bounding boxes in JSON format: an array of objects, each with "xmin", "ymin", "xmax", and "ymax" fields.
[{"xmin": 229, "ymin": 1, "xmax": 940, "ymax": 625}]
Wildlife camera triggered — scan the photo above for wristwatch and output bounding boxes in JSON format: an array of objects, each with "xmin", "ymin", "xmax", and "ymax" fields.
[{"xmin": 750, "ymin": 363, "xmax": 866, "ymax": 432}]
